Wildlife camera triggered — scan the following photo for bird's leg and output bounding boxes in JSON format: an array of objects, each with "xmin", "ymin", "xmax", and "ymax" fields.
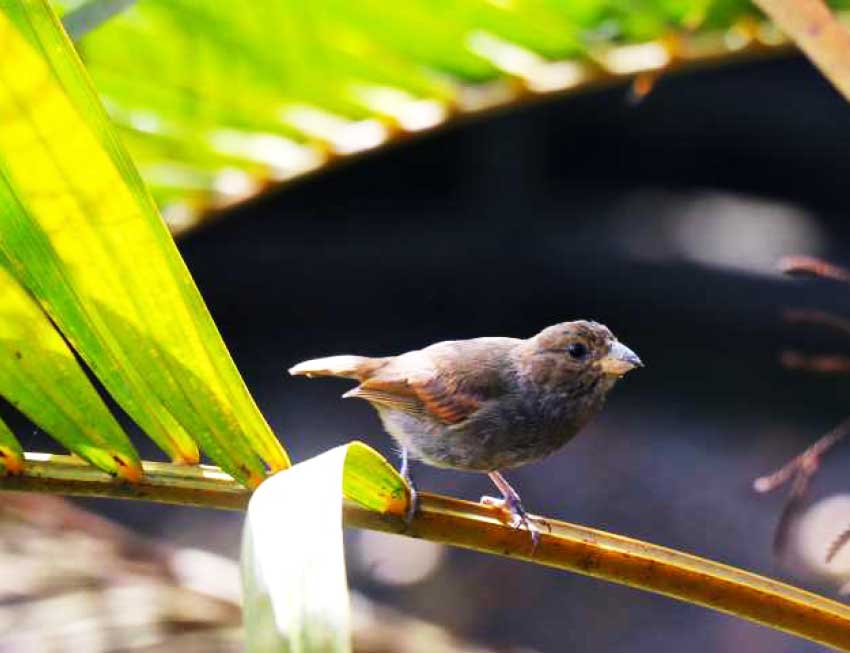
[
  {"xmin": 399, "ymin": 447, "xmax": 418, "ymax": 527},
  {"xmin": 482, "ymin": 471, "xmax": 544, "ymax": 550}
]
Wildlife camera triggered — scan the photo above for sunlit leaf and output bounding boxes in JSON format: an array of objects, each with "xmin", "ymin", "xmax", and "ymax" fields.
[
  {"xmin": 0, "ymin": 415, "xmax": 23, "ymax": 475},
  {"xmin": 0, "ymin": 259, "xmax": 141, "ymax": 479},
  {"xmin": 242, "ymin": 442, "xmax": 407, "ymax": 653},
  {"xmin": 47, "ymin": 0, "xmax": 779, "ymax": 233},
  {"xmin": 0, "ymin": 0, "xmax": 289, "ymax": 486}
]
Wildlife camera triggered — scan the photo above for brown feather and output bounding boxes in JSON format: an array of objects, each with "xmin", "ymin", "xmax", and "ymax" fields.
[
  {"xmin": 345, "ymin": 373, "xmax": 481, "ymax": 425},
  {"xmin": 412, "ymin": 378, "xmax": 480, "ymax": 424},
  {"xmin": 343, "ymin": 378, "xmax": 425, "ymax": 415}
]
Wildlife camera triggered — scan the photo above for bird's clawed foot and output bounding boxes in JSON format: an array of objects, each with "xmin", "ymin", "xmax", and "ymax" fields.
[
  {"xmin": 480, "ymin": 494, "xmax": 548, "ymax": 551},
  {"xmin": 483, "ymin": 471, "xmax": 549, "ymax": 552}
]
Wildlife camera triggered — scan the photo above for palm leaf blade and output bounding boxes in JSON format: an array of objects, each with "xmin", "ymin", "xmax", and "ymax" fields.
[
  {"xmin": 242, "ymin": 442, "xmax": 407, "ymax": 653},
  {"xmin": 0, "ymin": 259, "xmax": 141, "ymax": 479},
  {"xmin": 0, "ymin": 0, "xmax": 289, "ymax": 485},
  {"xmin": 48, "ymin": 0, "xmax": 784, "ymax": 232},
  {"xmin": 0, "ymin": 416, "xmax": 23, "ymax": 474}
]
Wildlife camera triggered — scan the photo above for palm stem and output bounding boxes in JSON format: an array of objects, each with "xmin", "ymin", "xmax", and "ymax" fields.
[
  {"xmin": 752, "ymin": 0, "xmax": 850, "ymax": 102},
  {"xmin": 3, "ymin": 453, "xmax": 850, "ymax": 650}
]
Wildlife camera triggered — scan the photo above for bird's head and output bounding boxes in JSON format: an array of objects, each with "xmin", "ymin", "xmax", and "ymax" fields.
[{"xmin": 518, "ymin": 320, "xmax": 643, "ymax": 387}]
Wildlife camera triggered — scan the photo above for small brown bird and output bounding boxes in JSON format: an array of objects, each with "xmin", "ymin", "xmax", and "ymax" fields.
[{"xmin": 290, "ymin": 321, "xmax": 642, "ymax": 544}]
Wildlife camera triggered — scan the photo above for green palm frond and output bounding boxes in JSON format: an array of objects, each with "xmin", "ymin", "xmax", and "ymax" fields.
[
  {"xmin": 0, "ymin": 0, "xmax": 288, "ymax": 486},
  {"xmin": 51, "ymin": 0, "xmax": 792, "ymax": 235}
]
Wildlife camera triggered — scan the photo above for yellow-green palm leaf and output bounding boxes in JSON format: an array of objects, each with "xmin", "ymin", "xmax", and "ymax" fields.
[
  {"xmin": 51, "ymin": 0, "xmax": 779, "ymax": 234},
  {"xmin": 0, "ymin": 0, "xmax": 288, "ymax": 486}
]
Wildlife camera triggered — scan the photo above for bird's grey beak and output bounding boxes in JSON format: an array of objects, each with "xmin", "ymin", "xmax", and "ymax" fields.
[{"xmin": 599, "ymin": 341, "xmax": 643, "ymax": 376}]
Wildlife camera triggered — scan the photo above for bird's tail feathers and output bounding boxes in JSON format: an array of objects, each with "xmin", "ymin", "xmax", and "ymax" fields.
[{"xmin": 288, "ymin": 355, "xmax": 385, "ymax": 380}]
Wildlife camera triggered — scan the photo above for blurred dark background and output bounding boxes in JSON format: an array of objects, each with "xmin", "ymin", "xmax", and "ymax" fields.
[{"xmin": 26, "ymin": 54, "xmax": 850, "ymax": 651}]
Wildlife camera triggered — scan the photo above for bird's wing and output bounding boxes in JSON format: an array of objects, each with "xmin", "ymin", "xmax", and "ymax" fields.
[
  {"xmin": 345, "ymin": 338, "xmax": 516, "ymax": 426},
  {"xmin": 343, "ymin": 379, "xmax": 426, "ymax": 415},
  {"xmin": 409, "ymin": 374, "xmax": 485, "ymax": 424}
]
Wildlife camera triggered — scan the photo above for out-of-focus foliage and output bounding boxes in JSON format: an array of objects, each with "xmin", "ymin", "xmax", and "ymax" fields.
[
  {"xmin": 0, "ymin": 0, "xmax": 288, "ymax": 486},
  {"xmin": 0, "ymin": 494, "xmax": 516, "ymax": 653},
  {"xmin": 50, "ymin": 0, "xmax": 792, "ymax": 234}
]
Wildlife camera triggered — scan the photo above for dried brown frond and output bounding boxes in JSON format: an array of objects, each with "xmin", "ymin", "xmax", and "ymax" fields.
[
  {"xmin": 779, "ymin": 256, "xmax": 850, "ymax": 283},
  {"xmin": 754, "ymin": 418, "xmax": 850, "ymax": 495},
  {"xmin": 827, "ymin": 524, "xmax": 850, "ymax": 564},
  {"xmin": 783, "ymin": 308, "xmax": 850, "ymax": 338},
  {"xmin": 753, "ymin": 420, "xmax": 850, "ymax": 556},
  {"xmin": 779, "ymin": 351, "xmax": 850, "ymax": 374},
  {"xmin": 757, "ymin": 254, "xmax": 850, "ymax": 562}
]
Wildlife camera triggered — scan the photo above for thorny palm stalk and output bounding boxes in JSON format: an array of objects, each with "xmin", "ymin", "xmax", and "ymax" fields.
[{"xmin": 755, "ymin": 256, "xmax": 850, "ymax": 560}]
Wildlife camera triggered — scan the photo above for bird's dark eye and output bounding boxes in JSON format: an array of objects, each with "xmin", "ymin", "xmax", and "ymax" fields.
[{"xmin": 567, "ymin": 342, "xmax": 588, "ymax": 359}]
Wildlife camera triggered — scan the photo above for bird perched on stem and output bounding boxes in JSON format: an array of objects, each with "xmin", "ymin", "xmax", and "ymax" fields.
[{"xmin": 290, "ymin": 321, "xmax": 642, "ymax": 548}]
